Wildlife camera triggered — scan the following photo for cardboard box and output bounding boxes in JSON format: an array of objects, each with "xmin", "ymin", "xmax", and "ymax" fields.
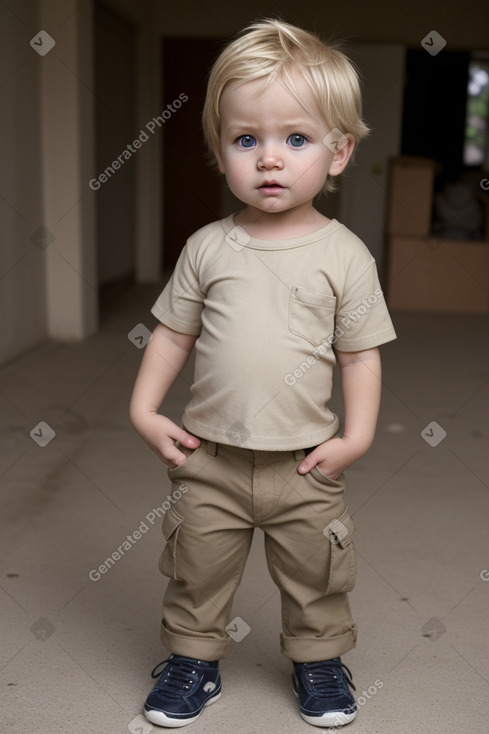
[
  {"xmin": 387, "ymin": 156, "xmax": 437, "ymax": 237},
  {"xmin": 386, "ymin": 235, "xmax": 489, "ymax": 313}
]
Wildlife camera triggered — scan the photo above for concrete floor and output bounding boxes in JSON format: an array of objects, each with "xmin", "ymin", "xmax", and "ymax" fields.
[{"xmin": 1, "ymin": 284, "xmax": 489, "ymax": 733}]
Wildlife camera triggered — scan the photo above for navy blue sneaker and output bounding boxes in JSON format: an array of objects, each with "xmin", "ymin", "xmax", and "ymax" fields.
[
  {"xmin": 144, "ymin": 654, "xmax": 222, "ymax": 728},
  {"xmin": 293, "ymin": 657, "xmax": 357, "ymax": 727}
]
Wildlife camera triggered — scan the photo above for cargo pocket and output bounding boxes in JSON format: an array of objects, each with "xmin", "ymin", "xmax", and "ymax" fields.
[
  {"xmin": 159, "ymin": 508, "xmax": 184, "ymax": 581},
  {"xmin": 288, "ymin": 286, "xmax": 336, "ymax": 347},
  {"xmin": 324, "ymin": 508, "xmax": 356, "ymax": 594}
]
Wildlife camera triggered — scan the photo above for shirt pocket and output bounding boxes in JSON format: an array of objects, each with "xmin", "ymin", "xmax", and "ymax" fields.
[{"xmin": 288, "ymin": 286, "xmax": 336, "ymax": 347}]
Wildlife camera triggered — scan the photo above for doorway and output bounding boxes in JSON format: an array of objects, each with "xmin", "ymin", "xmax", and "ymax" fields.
[
  {"xmin": 94, "ymin": 2, "xmax": 137, "ymax": 292},
  {"xmin": 162, "ymin": 38, "xmax": 224, "ymax": 269}
]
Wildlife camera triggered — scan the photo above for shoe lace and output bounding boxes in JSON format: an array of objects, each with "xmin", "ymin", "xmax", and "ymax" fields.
[
  {"xmin": 303, "ymin": 659, "xmax": 356, "ymax": 697},
  {"xmin": 150, "ymin": 657, "xmax": 200, "ymax": 697}
]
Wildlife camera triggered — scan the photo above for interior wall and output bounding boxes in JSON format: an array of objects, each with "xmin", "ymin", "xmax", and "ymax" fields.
[
  {"xmin": 41, "ymin": 0, "xmax": 97, "ymax": 341},
  {"xmin": 0, "ymin": 0, "xmax": 161, "ymax": 369},
  {"xmin": 0, "ymin": 1, "xmax": 46, "ymax": 365},
  {"xmin": 339, "ymin": 44, "xmax": 406, "ymax": 275}
]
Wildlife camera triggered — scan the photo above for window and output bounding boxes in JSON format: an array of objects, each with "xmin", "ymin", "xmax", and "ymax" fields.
[{"xmin": 463, "ymin": 57, "xmax": 489, "ymax": 167}]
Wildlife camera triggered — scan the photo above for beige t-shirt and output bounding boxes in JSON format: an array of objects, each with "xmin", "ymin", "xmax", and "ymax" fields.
[{"xmin": 151, "ymin": 214, "xmax": 396, "ymax": 450}]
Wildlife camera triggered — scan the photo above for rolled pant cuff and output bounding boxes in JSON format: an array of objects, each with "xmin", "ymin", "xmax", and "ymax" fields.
[
  {"xmin": 280, "ymin": 624, "xmax": 357, "ymax": 662},
  {"xmin": 161, "ymin": 620, "xmax": 230, "ymax": 661}
]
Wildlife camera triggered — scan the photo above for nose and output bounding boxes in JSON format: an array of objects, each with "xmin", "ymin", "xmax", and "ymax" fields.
[{"xmin": 257, "ymin": 143, "xmax": 284, "ymax": 170}]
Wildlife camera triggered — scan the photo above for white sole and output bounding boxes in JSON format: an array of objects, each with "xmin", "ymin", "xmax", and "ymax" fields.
[
  {"xmin": 293, "ymin": 686, "xmax": 357, "ymax": 727},
  {"xmin": 300, "ymin": 708, "xmax": 357, "ymax": 727},
  {"xmin": 144, "ymin": 691, "xmax": 221, "ymax": 728}
]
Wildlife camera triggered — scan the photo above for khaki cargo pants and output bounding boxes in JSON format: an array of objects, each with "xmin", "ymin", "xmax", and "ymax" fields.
[{"xmin": 159, "ymin": 438, "xmax": 357, "ymax": 663}]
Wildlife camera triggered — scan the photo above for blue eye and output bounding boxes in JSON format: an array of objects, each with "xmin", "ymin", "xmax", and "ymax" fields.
[
  {"xmin": 238, "ymin": 135, "xmax": 256, "ymax": 148},
  {"xmin": 288, "ymin": 134, "xmax": 307, "ymax": 148}
]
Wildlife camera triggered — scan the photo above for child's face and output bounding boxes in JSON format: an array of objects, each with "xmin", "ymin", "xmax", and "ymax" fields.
[{"xmin": 214, "ymin": 72, "xmax": 352, "ymax": 219}]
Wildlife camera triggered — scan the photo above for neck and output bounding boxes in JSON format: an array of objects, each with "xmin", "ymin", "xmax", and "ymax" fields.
[{"xmin": 235, "ymin": 204, "xmax": 330, "ymax": 240}]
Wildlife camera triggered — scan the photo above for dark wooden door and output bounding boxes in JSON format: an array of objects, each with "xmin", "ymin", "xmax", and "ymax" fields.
[{"xmin": 162, "ymin": 38, "xmax": 224, "ymax": 269}]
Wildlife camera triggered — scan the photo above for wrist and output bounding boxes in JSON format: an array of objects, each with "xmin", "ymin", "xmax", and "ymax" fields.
[
  {"xmin": 340, "ymin": 433, "xmax": 373, "ymax": 460},
  {"xmin": 129, "ymin": 405, "xmax": 158, "ymax": 430}
]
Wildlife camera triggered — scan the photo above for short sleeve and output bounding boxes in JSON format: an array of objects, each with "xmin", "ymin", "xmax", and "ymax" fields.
[
  {"xmin": 151, "ymin": 244, "xmax": 205, "ymax": 335},
  {"xmin": 334, "ymin": 262, "xmax": 397, "ymax": 351}
]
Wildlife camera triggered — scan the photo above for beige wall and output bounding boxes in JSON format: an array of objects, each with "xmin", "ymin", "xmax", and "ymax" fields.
[
  {"xmin": 0, "ymin": 1, "xmax": 46, "ymax": 365},
  {"xmin": 1, "ymin": 0, "xmax": 98, "ymax": 365},
  {"xmin": 41, "ymin": 0, "xmax": 97, "ymax": 341},
  {"xmin": 2, "ymin": 0, "xmax": 488, "ymax": 366}
]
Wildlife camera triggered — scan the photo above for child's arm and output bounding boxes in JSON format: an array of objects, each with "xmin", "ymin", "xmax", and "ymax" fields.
[
  {"xmin": 129, "ymin": 323, "xmax": 201, "ymax": 466},
  {"xmin": 298, "ymin": 347, "xmax": 382, "ymax": 480}
]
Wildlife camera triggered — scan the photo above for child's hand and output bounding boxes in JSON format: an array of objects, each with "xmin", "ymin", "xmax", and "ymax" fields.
[
  {"xmin": 297, "ymin": 436, "xmax": 364, "ymax": 480},
  {"xmin": 132, "ymin": 412, "xmax": 201, "ymax": 467}
]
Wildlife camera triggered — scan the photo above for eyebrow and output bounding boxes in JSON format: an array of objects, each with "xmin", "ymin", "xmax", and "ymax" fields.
[{"xmin": 225, "ymin": 120, "xmax": 318, "ymax": 133}]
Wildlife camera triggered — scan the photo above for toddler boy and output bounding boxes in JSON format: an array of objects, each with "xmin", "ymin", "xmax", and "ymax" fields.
[{"xmin": 130, "ymin": 18, "xmax": 396, "ymax": 729}]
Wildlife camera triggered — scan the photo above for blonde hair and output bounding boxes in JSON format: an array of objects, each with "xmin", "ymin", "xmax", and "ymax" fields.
[{"xmin": 202, "ymin": 18, "xmax": 369, "ymax": 193}]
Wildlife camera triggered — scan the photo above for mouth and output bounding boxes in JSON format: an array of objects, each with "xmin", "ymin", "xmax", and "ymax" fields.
[{"xmin": 258, "ymin": 181, "xmax": 286, "ymax": 194}]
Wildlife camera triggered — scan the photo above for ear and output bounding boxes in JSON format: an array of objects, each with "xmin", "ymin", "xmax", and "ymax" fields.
[{"xmin": 327, "ymin": 133, "xmax": 355, "ymax": 176}]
